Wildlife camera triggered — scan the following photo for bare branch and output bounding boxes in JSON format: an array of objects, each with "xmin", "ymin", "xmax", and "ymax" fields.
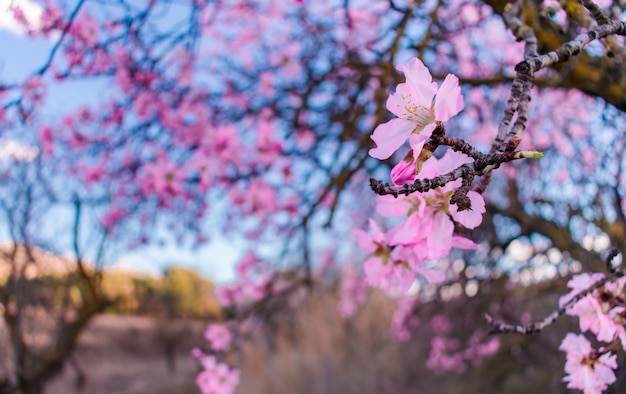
[{"xmin": 485, "ymin": 249, "xmax": 624, "ymax": 334}]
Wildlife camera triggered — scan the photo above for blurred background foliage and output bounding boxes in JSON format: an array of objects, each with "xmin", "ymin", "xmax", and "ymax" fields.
[{"xmin": 0, "ymin": 265, "xmax": 222, "ymax": 319}]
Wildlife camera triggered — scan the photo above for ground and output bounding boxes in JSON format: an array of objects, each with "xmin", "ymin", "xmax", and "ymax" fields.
[{"xmin": 44, "ymin": 315, "xmax": 204, "ymax": 394}]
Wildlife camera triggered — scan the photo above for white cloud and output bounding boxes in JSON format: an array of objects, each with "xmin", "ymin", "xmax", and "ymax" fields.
[{"xmin": 0, "ymin": 0, "xmax": 43, "ymax": 36}]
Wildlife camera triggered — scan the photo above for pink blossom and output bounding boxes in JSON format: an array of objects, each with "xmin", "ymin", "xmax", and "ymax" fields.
[
  {"xmin": 114, "ymin": 67, "xmax": 133, "ymax": 92},
  {"xmin": 141, "ymin": 159, "xmax": 187, "ymax": 198},
  {"xmin": 426, "ymin": 327, "xmax": 499, "ymax": 375},
  {"xmin": 38, "ymin": 126, "xmax": 55, "ymax": 155},
  {"xmin": 559, "ymin": 273, "xmax": 607, "ymax": 307},
  {"xmin": 337, "ymin": 268, "xmax": 368, "ymax": 318},
  {"xmin": 204, "ymin": 324, "xmax": 232, "ymax": 352},
  {"xmin": 23, "ymin": 76, "xmax": 46, "ymax": 106},
  {"xmin": 40, "ymin": 3, "xmax": 64, "ymax": 34},
  {"xmin": 379, "ymin": 150, "xmax": 485, "ymax": 264},
  {"xmin": 369, "ymin": 58, "xmax": 464, "ymax": 159},
  {"xmin": 214, "ymin": 277, "xmax": 268, "ymax": 307},
  {"xmin": 256, "ymin": 118, "xmax": 283, "ymax": 165},
  {"xmin": 560, "ymin": 274, "xmax": 626, "ymax": 346},
  {"xmin": 213, "ymin": 254, "xmax": 272, "ymax": 308},
  {"xmin": 430, "ymin": 315, "xmax": 452, "ymax": 334},
  {"xmin": 559, "ymin": 334, "xmax": 617, "ymax": 394},
  {"xmin": 9, "ymin": 6, "xmax": 29, "ymax": 30},
  {"xmin": 213, "ymin": 286, "xmax": 238, "ymax": 308},
  {"xmin": 134, "ymin": 91, "xmax": 155, "ymax": 120},
  {"xmin": 68, "ymin": 13, "xmax": 98, "ymax": 47},
  {"xmin": 376, "ymin": 193, "xmax": 426, "ymax": 218},
  {"xmin": 390, "ymin": 154, "xmax": 416, "ymax": 186},
  {"xmin": 258, "ymin": 71, "xmax": 275, "ymax": 96},
  {"xmin": 370, "ymin": 185, "xmax": 483, "ymax": 285},
  {"xmin": 242, "ymin": 179, "xmax": 277, "ymax": 215},
  {"xmin": 196, "ymin": 355, "xmax": 240, "ymax": 394},
  {"xmin": 353, "ymin": 219, "xmax": 415, "ymax": 291},
  {"xmin": 426, "ymin": 336, "xmax": 466, "ymax": 374},
  {"xmin": 211, "ymin": 125, "xmax": 241, "ymax": 164},
  {"xmin": 449, "ymin": 190, "xmax": 485, "ymax": 229},
  {"xmin": 386, "ymin": 209, "xmax": 432, "ymax": 247},
  {"xmin": 236, "ymin": 252, "xmax": 260, "ymax": 278},
  {"xmin": 352, "ymin": 218, "xmax": 388, "ymax": 255},
  {"xmin": 419, "ymin": 151, "xmax": 485, "ymax": 242},
  {"xmin": 451, "ymin": 236, "xmax": 480, "ymax": 250},
  {"xmin": 188, "ymin": 150, "xmax": 214, "ymax": 191},
  {"xmin": 390, "ymin": 134, "xmax": 429, "ymax": 185},
  {"xmin": 295, "ymin": 129, "xmax": 315, "ymax": 149},
  {"xmin": 391, "ymin": 297, "xmax": 420, "ymax": 341},
  {"xmin": 101, "ymin": 207, "xmax": 127, "ymax": 231},
  {"xmin": 568, "ymin": 297, "xmax": 615, "ymax": 342},
  {"xmin": 363, "ymin": 254, "xmax": 415, "ymax": 291},
  {"xmin": 463, "ymin": 333, "xmax": 500, "ymax": 367},
  {"xmin": 393, "ymin": 244, "xmax": 446, "ymax": 283},
  {"xmin": 190, "ymin": 347, "xmax": 204, "ymax": 359}
]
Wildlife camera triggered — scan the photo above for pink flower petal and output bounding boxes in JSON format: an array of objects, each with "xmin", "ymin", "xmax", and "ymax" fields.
[
  {"xmin": 427, "ymin": 211, "xmax": 454, "ymax": 259},
  {"xmin": 409, "ymin": 132, "xmax": 429, "ymax": 150},
  {"xmin": 369, "ymin": 118, "xmax": 415, "ymax": 159},
  {"xmin": 449, "ymin": 191, "xmax": 485, "ymax": 229},
  {"xmin": 364, "ymin": 257, "xmax": 384, "ymax": 283},
  {"xmin": 415, "ymin": 266, "xmax": 446, "ymax": 283},
  {"xmin": 388, "ymin": 212, "xmax": 432, "ymax": 246},
  {"xmin": 451, "ymin": 236, "xmax": 480, "ymax": 250},
  {"xmin": 394, "ymin": 266, "xmax": 416, "ymax": 291},
  {"xmin": 419, "ymin": 122, "xmax": 436, "ymax": 140},
  {"xmin": 434, "ymin": 74, "xmax": 464, "ymax": 122},
  {"xmin": 386, "ymin": 83, "xmax": 416, "ymax": 119},
  {"xmin": 391, "ymin": 157, "xmax": 416, "ymax": 186},
  {"xmin": 397, "ymin": 58, "xmax": 437, "ymax": 107},
  {"xmin": 368, "ymin": 218, "xmax": 386, "ymax": 242},
  {"xmin": 352, "ymin": 228, "xmax": 376, "ymax": 253},
  {"xmin": 418, "ymin": 149, "xmax": 469, "ymax": 180},
  {"xmin": 376, "ymin": 194, "xmax": 411, "ymax": 217}
]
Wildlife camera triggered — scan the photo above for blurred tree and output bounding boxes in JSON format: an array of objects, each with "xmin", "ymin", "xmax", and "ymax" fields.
[
  {"xmin": 162, "ymin": 267, "xmax": 221, "ymax": 319},
  {"xmin": 0, "ymin": 159, "xmax": 109, "ymax": 393}
]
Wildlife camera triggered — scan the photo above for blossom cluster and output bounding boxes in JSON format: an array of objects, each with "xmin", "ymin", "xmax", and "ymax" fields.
[
  {"xmin": 390, "ymin": 296, "xmax": 421, "ymax": 341},
  {"xmin": 559, "ymin": 333, "xmax": 617, "ymax": 394},
  {"xmin": 558, "ymin": 273, "xmax": 626, "ymax": 393},
  {"xmin": 369, "ymin": 58, "xmax": 464, "ymax": 161},
  {"xmin": 426, "ymin": 331, "xmax": 500, "ymax": 374},
  {"xmin": 355, "ymin": 58, "xmax": 485, "ymax": 291},
  {"xmin": 336, "ymin": 268, "xmax": 368, "ymax": 318},
  {"xmin": 194, "ymin": 354, "xmax": 240, "ymax": 394},
  {"xmin": 193, "ymin": 323, "xmax": 240, "ymax": 394},
  {"xmin": 213, "ymin": 253, "xmax": 271, "ymax": 307}
]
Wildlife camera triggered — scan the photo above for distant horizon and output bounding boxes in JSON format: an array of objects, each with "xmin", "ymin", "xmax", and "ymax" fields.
[{"xmin": 0, "ymin": 238, "xmax": 238, "ymax": 283}]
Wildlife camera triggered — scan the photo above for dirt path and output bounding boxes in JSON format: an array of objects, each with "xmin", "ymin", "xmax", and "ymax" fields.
[{"xmin": 44, "ymin": 315, "xmax": 204, "ymax": 394}]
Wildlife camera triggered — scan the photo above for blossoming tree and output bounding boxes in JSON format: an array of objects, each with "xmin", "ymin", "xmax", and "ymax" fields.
[{"xmin": 3, "ymin": 0, "xmax": 626, "ymax": 393}]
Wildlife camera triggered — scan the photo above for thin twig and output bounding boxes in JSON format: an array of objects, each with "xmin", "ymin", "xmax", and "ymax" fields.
[{"xmin": 485, "ymin": 249, "xmax": 624, "ymax": 334}]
